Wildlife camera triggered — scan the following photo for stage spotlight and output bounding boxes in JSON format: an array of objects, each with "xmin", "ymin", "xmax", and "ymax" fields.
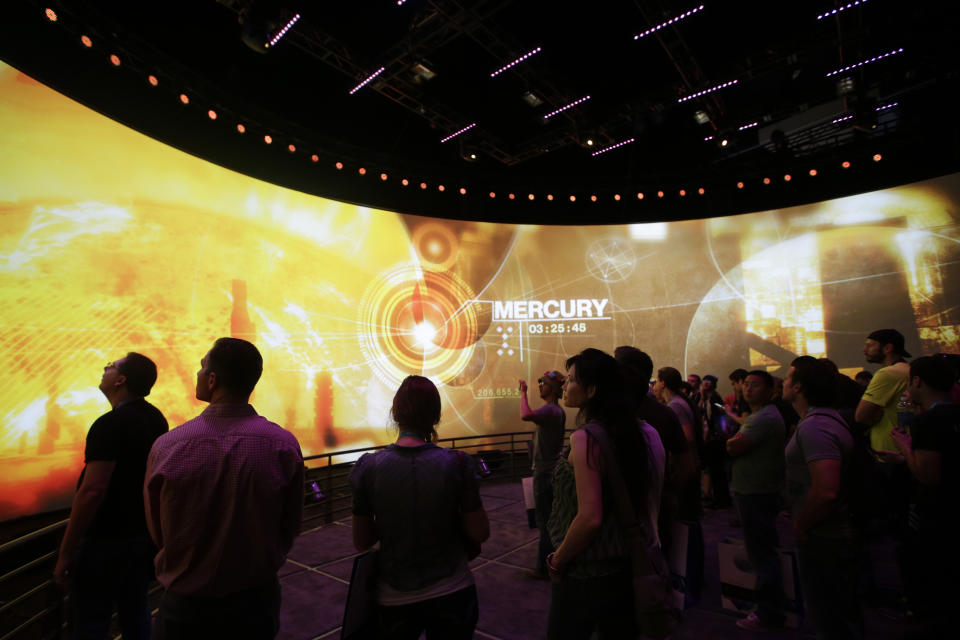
[
  {"xmin": 438, "ymin": 185, "xmax": 445, "ymax": 192},
  {"xmin": 264, "ymin": 135, "xmax": 273, "ymax": 144},
  {"xmin": 148, "ymin": 75, "xmax": 159, "ymax": 86},
  {"xmin": 763, "ymin": 177, "xmax": 771, "ymax": 184},
  {"xmin": 402, "ymin": 179, "xmax": 409, "ymax": 186},
  {"xmin": 698, "ymin": 187, "xmax": 705, "ymax": 195},
  {"xmin": 737, "ymin": 181, "xmax": 745, "ymax": 189},
  {"xmin": 657, "ymin": 191, "xmax": 664, "ymax": 198},
  {"xmin": 44, "ymin": 8, "xmax": 57, "ymax": 21},
  {"xmin": 720, "ymin": 139, "xmax": 729, "ymax": 147},
  {"xmin": 873, "ymin": 154, "xmax": 882, "ymax": 162},
  {"xmin": 380, "ymin": 173, "xmax": 388, "ymax": 181},
  {"xmin": 179, "ymin": 94, "xmax": 189, "ymax": 104},
  {"xmin": 81, "ymin": 35, "xmax": 93, "ymax": 47},
  {"xmin": 809, "ymin": 169, "xmax": 817, "ymax": 176},
  {"xmin": 287, "ymin": 144, "xmax": 296, "ymax": 152},
  {"xmin": 109, "ymin": 54, "xmax": 121, "ymax": 67},
  {"xmin": 614, "ymin": 194, "xmax": 621, "ymax": 201},
  {"xmin": 547, "ymin": 194, "xmax": 554, "ymax": 201},
  {"xmin": 420, "ymin": 182, "xmax": 427, "ymax": 189},
  {"xmin": 208, "ymin": 110, "xmax": 217, "ymax": 120},
  {"xmin": 335, "ymin": 162, "xmax": 344, "ymax": 170},
  {"xmin": 311, "ymin": 155, "xmax": 319, "ymax": 163},
  {"xmin": 489, "ymin": 191, "xmax": 496, "ymax": 198},
  {"xmin": 508, "ymin": 193, "xmax": 515, "ymax": 200},
  {"xmin": 842, "ymin": 161, "xmax": 851, "ymax": 168},
  {"xmin": 358, "ymin": 167, "xmax": 366, "ymax": 175},
  {"xmin": 679, "ymin": 189, "xmax": 687, "ymax": 197},
  {"xmin": 459, "ymin": 187, "xmax": 467, "ymax": 195},
  {"xmin": 590, "ymin": 195, "xmax": 597, "ymax": 202},
  {"xmin": 237, "ymin": 124, "xmax": 246, "ymax": 133},
  {"xmin": 528, "ymin": 194, "xmax": 535, "ymax": 201},
  {"xmin": 569, "ymin": 195, "xmax": 576, "ymax": 202},
  {"xmin": 784, "ymin": 174, "xmax": 792, "ymax": 182},
  {"xmin": 637, "ymin": 192, "xmax": 644, "ymax": 200}
]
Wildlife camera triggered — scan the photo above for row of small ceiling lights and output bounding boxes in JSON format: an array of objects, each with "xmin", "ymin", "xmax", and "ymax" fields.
[{"xmin": 40, "ymin": 7, "xmax": 886, "ymax": 206}]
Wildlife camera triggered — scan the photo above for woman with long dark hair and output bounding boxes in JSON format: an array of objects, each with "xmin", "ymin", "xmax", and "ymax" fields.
[
  {"xmin": 545, "ymin": 348, "xmax": 666, "ymax": 639},
  {"xmin": 349, "ymin": 375, "xmax": 490, "ymax": 639}
]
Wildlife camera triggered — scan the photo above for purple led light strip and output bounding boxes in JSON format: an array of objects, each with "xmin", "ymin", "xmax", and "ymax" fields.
[
  {"xmin": 268, "ymin": 13, "xmax": 301, "ymax": 47},
  {"xmin": 876, "ymin": 101, "xmax": 898, "ymax": 111},
  {"xmin": 677, "ymin": 79, "xmax": 738, "ymax": 103},
  {"xmin": 738, "ymin": 121, "xmax": 758, "ymax": 131},
  {"xmin": 440, "ymin": 123, "xmax": 476, "ymax": 143},
  {"xmin": 491, "ymin": 47, "xmax": 542, "ymax": 78},
  {"xmin": 543, "ymin": 95, "xmax": 591, "ymax": 120},
  {"xmin": 817, "ymin": 0, "xmax": 868, "ymax": 20},
  {"xmin": 826, "ymin": 47, "xmax": 903, "ymax": 77},
  {"xmin": 832, "ymin": 114, "xmax": 854, "ymax": 124},
  {"xmin": 591, "ymin": 138, "xmax": 635, "ymax": 157},
  {"xmin": 704, "ymin": 135, "xmax": 714, "ymax": 141},
  {"xmin": 349, "ymin": 67, "xmax": 386, "ymax": 95},
  {"xmin": 634, "ymin": 5, "xmax": 705, "ymax": 40}
]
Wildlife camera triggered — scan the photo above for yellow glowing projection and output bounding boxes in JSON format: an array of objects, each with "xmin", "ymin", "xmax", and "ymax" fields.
[{"xmin": 2, "ymin": 60, "xmax": 960, "ymax": 521}]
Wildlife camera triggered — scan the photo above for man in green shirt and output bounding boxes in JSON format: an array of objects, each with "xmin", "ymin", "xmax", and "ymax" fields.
[
  {"xmin": 855, "ymin": 328, "xmax": 911, "ymax": 453},
  {"xmin": 726, "ymin": 370, "xmax": 787, "ymax": 631}
]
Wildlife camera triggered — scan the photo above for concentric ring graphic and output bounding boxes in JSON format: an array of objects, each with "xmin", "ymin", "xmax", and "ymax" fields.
[{"xmin": 358, "ymin": 264, "xmax": 481, "ymax": 386}]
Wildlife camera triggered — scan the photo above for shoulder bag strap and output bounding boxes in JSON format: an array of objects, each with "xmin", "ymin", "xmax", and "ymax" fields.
[{"xmin": 582, "ymin": 423, "xmax": 662, "ymax": 578}]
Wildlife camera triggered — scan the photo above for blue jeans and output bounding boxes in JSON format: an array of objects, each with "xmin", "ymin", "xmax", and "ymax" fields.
[
  {"xmin": 733, "ymin": 493, "xmax": 785, "ymax": 627},
  {"xmin": 378, "ymin": 585, "xmax": 478, "ymax": 640},
  {"xmin": 797, "ymin": 536, "xmax": 863, "ymax": 639},
  {"xmin": 548, "ymin": 569, "xmax": 636, "ymax": 640},
  {"xmin": 152, "ymin": 578, "xmax": 280, "ymax": 640},
  {"xmin": 66, "ymin": 535, "xmax": 155, "ymax": 640},
  {"xmin": 534, "ymin": 472, "xmax": 555, "ymax": 573}
]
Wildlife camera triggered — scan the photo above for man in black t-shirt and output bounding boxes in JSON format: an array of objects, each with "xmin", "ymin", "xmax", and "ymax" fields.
[
  {"xmin": 889, "ymin": 355, "xmax": 959, "ymax": 630},
  {"xmin": 54, "ymin": 352, "xmax": 168, "ymax": 640}
]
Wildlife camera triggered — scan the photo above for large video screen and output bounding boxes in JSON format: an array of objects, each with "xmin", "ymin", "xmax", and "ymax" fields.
[{"xmin": 2, "ymin": 61, "xmax": 959, "ymax": 521}]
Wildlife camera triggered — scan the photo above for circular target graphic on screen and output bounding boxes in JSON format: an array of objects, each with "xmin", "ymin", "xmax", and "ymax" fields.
[
  {"xmin": 411, "ymin": 223, "xmax": 460, "ymax": 270},
  {"xmin": 585, "ymin": 238, "xmax": 636, "ymax": 282},
  {"xmin": 358, "ymin": 265, "xmax": 481, "ymax": 386}
]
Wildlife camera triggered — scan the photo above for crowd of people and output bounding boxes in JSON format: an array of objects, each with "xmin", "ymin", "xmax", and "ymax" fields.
[{"xmin": 53, "ymin": 329, "xmax": 959, "ymax": 639}]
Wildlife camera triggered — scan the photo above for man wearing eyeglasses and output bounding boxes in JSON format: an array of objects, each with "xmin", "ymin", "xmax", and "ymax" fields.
[
  {"xmin": 54, "ymin": 353, "xmax": 168, "ymax": 640},
  {"xmin": 519, "ymin": 371, "xmax": 567, "ymax": 579}
]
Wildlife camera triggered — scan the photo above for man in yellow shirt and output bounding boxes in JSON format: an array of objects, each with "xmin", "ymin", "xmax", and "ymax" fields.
[{"xmin": 855, "ymin": 329, "xmax": 912, "ymax": 453}]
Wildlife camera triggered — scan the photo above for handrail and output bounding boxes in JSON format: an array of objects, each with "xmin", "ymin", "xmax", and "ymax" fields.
[
  {"xmin": 0, "ymin": 519, "xmax": 68, "ymax": 557},
  {"xmin": 0, "ymin": 428, "xmax": 565, "ymax": 640}
]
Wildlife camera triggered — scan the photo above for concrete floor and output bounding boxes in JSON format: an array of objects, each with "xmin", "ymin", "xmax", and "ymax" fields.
[{"xmin": 277, "ymin": 478, "xmax": 912, "ymax": 640}]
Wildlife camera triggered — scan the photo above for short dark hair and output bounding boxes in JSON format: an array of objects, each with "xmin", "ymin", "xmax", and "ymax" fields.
[
  {"xmin": 703, "ymin": 374, "xmax": 718, "ymax": 385},
  {"xmin": 687, "ymin": 374, "xmax": 701, "ymax": 385},
  {"xmin": 910, "ymin": 356, "xmax": 955, "ymax": 393},
  {"xmin": 818, "ymin": 358, "xmax": 840, "ymax": 375},
  {"xmin": 118, "ymin": 352, "xmax": 157, "ymax": 397},
  {"xmin": 790, "ymin": 356, "xmax": 835, "ymax": 407},
  {"xmin": 729, "ymin": 368, "xmax": 749, "ymax": 383},
  {"xmin": 208, "ymin": 338, "xmax": 263, "ymax": 397},
  {"xmin": 746, "ymin": 369, "xmax": 774, "ymax": 389},
  {"xmin": 854, "ymin": 370, "xmax": 873, "ymax": 384},
  {"xmin": 391, "ymin": 375, "xmax": 441, "ymax": 441},
  {"xmin": 657, "ymin": 366, "xmax": 683, "ymax": 394},
  {"xmin": 614, "ymin": 346, "xmax": 654, "ymax": 385}
]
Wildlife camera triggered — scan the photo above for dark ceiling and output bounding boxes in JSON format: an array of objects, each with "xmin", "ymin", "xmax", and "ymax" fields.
[{"xmin": 2, "ymin": 0, "xmax": 959, "ymax": 223}]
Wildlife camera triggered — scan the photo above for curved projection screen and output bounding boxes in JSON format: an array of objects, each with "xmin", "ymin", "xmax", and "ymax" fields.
[{"xmin": 2, "ymin": 61, "xmax": 959, "ymax": 521}]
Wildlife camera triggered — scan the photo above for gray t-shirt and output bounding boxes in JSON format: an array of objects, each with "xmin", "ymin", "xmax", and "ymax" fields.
[
  {"xmin": 531, "ymin": 403, "xmax": 566, "ymax": 474},
  {"xmin": 349, "ymin": 444, "xmax": 483, "ymax": 591},
  {"xmin": 783, "ymin": 408, "xmax": 854, "ymax": 539},
  {"xmin": 731, "ymin": 404, "xmax": 786, "ymax": 495}
]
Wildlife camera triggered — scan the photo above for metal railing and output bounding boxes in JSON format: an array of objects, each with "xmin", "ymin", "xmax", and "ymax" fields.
[{"xmin": 0, "ymin": 429, "xmax": 558, "ymax": 640}]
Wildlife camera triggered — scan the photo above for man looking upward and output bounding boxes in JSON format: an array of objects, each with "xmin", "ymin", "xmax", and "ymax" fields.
[
  {"xmin": 55, "ymin": 353, "xmax": 168, "ymax": 640},
  {"xmin": 519, "ymin": 371, "xmax": 566, "ymax": 579}
]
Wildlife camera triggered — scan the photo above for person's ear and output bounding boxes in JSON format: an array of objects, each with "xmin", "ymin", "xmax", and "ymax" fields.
[
  {"xmin": 115, "ymin": 374, "xmax": 127, "ymax": 389},
  {"xmin": 586, "ymin": 384, "xmax": 596, "ymax": 399},
  {"xmin": 207, "ymin": 371, "xmax": 218, "ymax": 392}
]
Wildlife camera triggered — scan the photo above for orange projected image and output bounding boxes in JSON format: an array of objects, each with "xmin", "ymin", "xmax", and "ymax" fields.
[{"xmin": 2, "ymin": 61, "xmax": 960, "ymax": 521}]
